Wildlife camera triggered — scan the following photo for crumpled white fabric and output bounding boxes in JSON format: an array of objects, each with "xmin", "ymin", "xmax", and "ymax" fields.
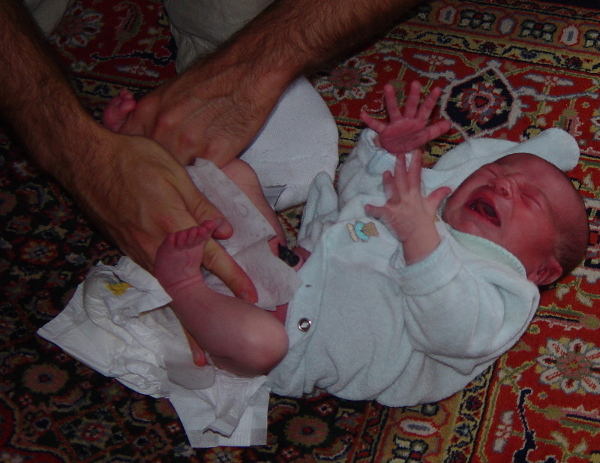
[
  {"xmin": 38, "ymin": 159, "xmax": 302, "ymax": 447},
  {"xmin": 163, "ymin": 0, "xmax": 273, "ymax": 72}
]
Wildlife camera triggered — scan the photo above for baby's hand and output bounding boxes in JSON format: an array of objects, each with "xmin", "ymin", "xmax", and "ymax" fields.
[
  {"xmin": 364, "ymin": 151, "xmax": 451, "ymax": 265},
  {"xmin": 360, "ymin": 81, "xmax": 451, "ymax": 155}
]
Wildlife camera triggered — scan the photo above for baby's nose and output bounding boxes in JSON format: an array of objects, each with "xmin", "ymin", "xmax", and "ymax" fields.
[{"xmin": 488, "ymin": 178, "xmax": 511, "ymax": 197}]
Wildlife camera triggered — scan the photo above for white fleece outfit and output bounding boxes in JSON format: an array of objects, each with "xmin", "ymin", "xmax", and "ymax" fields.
[{"xmin": 267, "ymin": 128, "xmax": 580, "ymax": 406}]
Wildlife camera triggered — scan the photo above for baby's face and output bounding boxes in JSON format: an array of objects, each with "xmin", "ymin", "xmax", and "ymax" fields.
[{"xmin": 442, "ymin": 153, "xmax": 578, "ymax": 278}]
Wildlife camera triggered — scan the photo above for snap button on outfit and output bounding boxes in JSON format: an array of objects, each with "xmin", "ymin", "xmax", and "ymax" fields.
[{"xmin": 298, "ymin": 318, "xmax": 312, "ymax": 332}]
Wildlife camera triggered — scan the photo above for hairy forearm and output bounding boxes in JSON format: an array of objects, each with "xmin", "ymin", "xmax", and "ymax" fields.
[
  {"xmin": 168, "ymin": 0, "xmax": 423, "ymax": 166},
  {"xmin": 227, "ymin": 0, "xmax": 422, "ymax": 76},
  {"xmin": 0, "ymin": 0, "xmax": 101, "ymax": 187}
]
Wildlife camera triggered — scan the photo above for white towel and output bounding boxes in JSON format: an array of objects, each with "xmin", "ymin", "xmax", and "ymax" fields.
[
  {"xmin": 239, "ymin": 77, "xmax": 340, "ymax": 210},
  {"xmin": 163, "ymin": 0, "xmax": 273, "ymax": 72}
]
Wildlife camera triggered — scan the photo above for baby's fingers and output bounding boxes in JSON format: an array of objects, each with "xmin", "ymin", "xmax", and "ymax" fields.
[
  {"xmin": 360, "ymin": 110, "xmax": 387, "ymax": 134},
  {"xmin": 426, "ymin": 119, "xmax": 452, "ymax": 142},
  {"xmin": 403, "ymin": 80, "xmax": 422, "ymax": 120},
  {"xmin": 428, "ymin": 186, "xmax": 452, "ymax": 210},
  {"xmin": 391, "ymin": 153, "xmax": 412, "ymax": 195},
  {"xmin": 364, "ymin": 203, "xmax": 386, "ymax": 220},
  {"xmin": 416, "ymin": 86, "xmax": 444, "ymax": 121},
  {"xmin": 382, "ymin": 169, "xmax": 401, "ymax": 201},
  {"xmin": 382, "ymin": 84, "xmax": 402, "ymax": 121},
  {"xmin": 405, "ymin": 150, "xmax": 424, "ymax": 189}
]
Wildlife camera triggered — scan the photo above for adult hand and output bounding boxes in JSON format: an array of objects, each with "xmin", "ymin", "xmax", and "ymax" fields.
[
  {"xmin": 118, "ymin": 56, "xmax": 285, "ymax": 168},
  {"xmin": 71, "ymin": 128, "xmax": 258, "ymax": 302},
  {"xmin": 117, "ymin": 0, "xmax": 425, "ymax": 168},
  {"xmin": 0, "ymin": 0, "xmax": 261, "ymax": 301}
]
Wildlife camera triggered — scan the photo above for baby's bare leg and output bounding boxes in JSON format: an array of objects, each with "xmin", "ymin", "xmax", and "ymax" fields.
[
  {"xmin": 221, "ymin": 159, "xmax": 308, "ymax": 324},
  {"xmin": 153, "ymin": 220, "xmax": 289, "ymax": 377},
  {"xmin": 222, "ymin": 159, "xmax": 287, "ymax": 252},
  {"xmin": 222, "ymin": 159, "xmax": 307, "ymax": 265}
]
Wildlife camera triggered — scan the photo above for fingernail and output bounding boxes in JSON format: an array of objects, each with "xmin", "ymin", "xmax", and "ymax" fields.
[{"xmin": 213, "ymin": 218, "xmax": 232, "ymax": 236}]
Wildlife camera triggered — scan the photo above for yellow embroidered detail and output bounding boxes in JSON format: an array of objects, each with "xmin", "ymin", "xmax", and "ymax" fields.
[
  {"xmin": 347, "ymin": 221, "xmax": 380, "ymax": 242},
  {"xmin": 105, "ymin": 282, "xmax": 131, "ymax": 296}
]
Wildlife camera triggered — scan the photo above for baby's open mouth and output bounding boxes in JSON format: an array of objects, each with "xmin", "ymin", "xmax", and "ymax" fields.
[{"xmin": 468, "ymin": 198, "xmax": 501, "ymax": 226}]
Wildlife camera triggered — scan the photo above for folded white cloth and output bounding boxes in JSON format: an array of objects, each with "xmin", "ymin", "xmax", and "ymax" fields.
[
  {"xmin": 428, "ymin": 127, "xmax": 580, "ymax": 190},
  {"xmin": 343, "ymin": 127, "xmax": 579, "ymax": 197},
  {"xmin": 38, "ymin": 256, "xmax": 272, "ymax": 447},
  {"xmin": 38, "ymin": 160, "xmax": 302, "ymax": 447}
]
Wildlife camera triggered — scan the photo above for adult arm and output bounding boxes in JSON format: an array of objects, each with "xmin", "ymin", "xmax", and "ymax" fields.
[
  {"xmin": 0, "ymin": 0, "xmax": 256, "ymax": 300},
  {"xmin": 121, "ymin": 0, "xmax": 424, "ymax": 166}
]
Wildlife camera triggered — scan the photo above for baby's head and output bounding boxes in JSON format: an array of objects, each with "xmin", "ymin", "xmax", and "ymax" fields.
[{"xmin": 442, "ymin": 152, "xmax": 588, "ymax": 286}]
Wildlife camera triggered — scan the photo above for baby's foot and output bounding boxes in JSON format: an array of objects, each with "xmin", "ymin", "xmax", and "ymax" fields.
[
  {"xmin": 153, "ymin": 223, "xmax": 218, "ymax": 368},
  {"xmin": 102, "ymin": 89, "xmax": 137, "ymax": 132},
  {"xmin": 153, "ymin": 221, "xmax": 217, "ymax": 290}
]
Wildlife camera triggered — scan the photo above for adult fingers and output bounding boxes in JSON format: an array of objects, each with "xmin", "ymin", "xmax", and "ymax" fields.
[
  {"xmin": 202, "ymin": 238, "xmax": 258, "ymax": 303},
  {"xmin": 175, "ymin": 171, "xmax": 258, "ymax": 301}
]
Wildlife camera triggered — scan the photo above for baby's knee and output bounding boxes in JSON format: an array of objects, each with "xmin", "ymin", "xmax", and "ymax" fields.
[
  {"xmin": 243, "ymin": 319, "xmax": 288, "ymax": 374},
  {"xmin": 222, "ymin": 159, "xmax": 261, "ymax": 189}
]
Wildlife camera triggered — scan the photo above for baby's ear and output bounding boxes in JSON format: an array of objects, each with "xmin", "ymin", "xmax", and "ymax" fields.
[{"xmin": 528, "ymin": 257, "xmax": 563, "ymax": 286}]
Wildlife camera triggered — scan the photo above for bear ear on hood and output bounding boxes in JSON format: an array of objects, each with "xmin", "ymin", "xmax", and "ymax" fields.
[{"xmin": 502, "ymin": 128, "xmax": 580, "ymax": 172}]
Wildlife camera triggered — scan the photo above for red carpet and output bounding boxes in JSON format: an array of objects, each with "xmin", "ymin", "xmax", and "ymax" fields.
[{"xmin": 2, "ymin": 0, "xmax": 600, "ymax": 461}]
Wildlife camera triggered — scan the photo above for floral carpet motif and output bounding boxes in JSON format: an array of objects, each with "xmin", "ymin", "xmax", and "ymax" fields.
[{"xmin": 2, "ymin": 0, "xmax": 600, "ymax": 461}]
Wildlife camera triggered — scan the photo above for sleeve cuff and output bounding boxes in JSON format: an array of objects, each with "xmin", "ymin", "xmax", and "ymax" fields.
[{"xmin": 389, "ymin": 230, "xmax": 461, "ymax": 296}]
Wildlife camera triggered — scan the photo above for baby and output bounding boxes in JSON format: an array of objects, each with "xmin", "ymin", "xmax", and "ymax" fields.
[{"xmin": 104, "ymin": 81, "xmax": 589, "ymax": 405}]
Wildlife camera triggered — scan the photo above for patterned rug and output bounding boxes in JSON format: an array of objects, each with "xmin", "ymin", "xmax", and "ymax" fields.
[{"xmin": 2, "ymin": 0, "xmax": 600, "ymax": 461}]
